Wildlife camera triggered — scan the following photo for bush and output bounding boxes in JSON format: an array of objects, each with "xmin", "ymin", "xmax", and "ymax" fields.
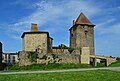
[
  {"xmin": 68, "ymin": 47, "xmax": 75, "ymax": 54},
  {"xmin": 0, "ymin": 63, "xmax": 7, "ymax": 70},
  {"xmin": 27, "ymin": 51, "xmax": 38, "ymax": 62},
  {"xmin": 58, "ymin": 44, "xmax": 68, "ymax": 53},
  {"xmin": 116, "ymin": 57, "xmax": 120, "ymax": 61},
  {"xmin": 109, "ymin": 59, "xmax": 120, "ymax": 67}
]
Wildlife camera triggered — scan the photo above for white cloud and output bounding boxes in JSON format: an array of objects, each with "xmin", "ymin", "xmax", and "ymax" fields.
[
  {"xmin": 96, "ymin": 20, "xmax": 120, "ymax": 35},
  {"xmin": 96, "ymin": 18, "xmax": 116, "ymax": 28},
  {"xmin": 9, "ymin": 0, "xmax": 35, "ymax": 9},
  {"xmin": 1, "ymin": 0, "xmax": 101, "ymax": 40},
  {"xmin": 108, "ymin": 23, "xmax": 120, "ymax": 34}
]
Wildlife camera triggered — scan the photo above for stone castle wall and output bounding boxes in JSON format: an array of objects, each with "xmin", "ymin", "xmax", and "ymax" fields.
[
  {"xmin": 58, "ymin": 54, "xmax": 80, "ymax": 64},
  {"xmin": 52, "ymin": 48, "xmax": 69, "ymax": 54},
  {"xmin": 19, "ymin": 51, "xmax": 81, "ymax": 66},
  {"xmin": 19, "ymin": 51, "xmax": 34, "ymax": 66}
]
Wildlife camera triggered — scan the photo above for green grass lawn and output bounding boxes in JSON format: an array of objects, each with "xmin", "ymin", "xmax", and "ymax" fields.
[
  {"xmin": 0, "ymin": 70, "xmax": 120, "ymax": 81},
  {"xmin": 6, "ymin": 63, "xmax": 92, "ymax": 71},
  {"xmin": 109, "ymin": 59, "xmax": 120, "ymax": 67},
  {"xmin": 2, "ymin": 59, "xmax": 120, "ymax": 72}
]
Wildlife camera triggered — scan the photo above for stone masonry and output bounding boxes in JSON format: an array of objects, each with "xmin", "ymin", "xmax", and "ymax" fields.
[
  {"xmin": 19, "ymin": 12, "xmax": 116, "ymax": 66},
  {"xmin": 21, "ymin": 23, "xmax": 53, "ymax": 54},
  {"xmin": 69, "ymin": 12, "xmax": 95, "ymax": 55}
]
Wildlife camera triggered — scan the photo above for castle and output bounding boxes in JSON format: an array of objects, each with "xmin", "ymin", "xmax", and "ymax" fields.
[
  {"xmin": 19, "ymin": 12, "xmax": 116, "ymax": 66},
  {"xmin": 21, "ymin": 12, "xmax": 95, "ymax": 55}
]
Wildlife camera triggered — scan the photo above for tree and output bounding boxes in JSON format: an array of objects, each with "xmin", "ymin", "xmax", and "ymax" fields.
[
  {"xmin": 68, "ymin": 47, "xmax": 75, "ymax": 54},
  {"xmin": 58, "ymin": 44, "xmax": 68, "ymax": 54}
]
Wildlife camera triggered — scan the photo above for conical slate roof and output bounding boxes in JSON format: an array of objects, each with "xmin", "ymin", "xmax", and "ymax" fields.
[{"xmin": 75, "ymin": 12, "xmax": 95, "ymax": 26}]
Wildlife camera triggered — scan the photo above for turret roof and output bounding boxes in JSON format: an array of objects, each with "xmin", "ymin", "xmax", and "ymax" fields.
[{"xmin": 75, "ymin": 12, "xmax": 95, "ymax": 26}]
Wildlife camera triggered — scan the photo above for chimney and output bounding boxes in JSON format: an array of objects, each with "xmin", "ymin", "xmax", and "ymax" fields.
[
  {"xmin": 31, "ymin": 23, "xmax": 38, "ymax": 32},
  {"xmin": 73, "ymin": 20, "xmax": 75, "ymax": 25}
]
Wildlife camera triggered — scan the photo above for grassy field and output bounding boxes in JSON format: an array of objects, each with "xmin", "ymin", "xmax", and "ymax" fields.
[
  {"xmin": 109, "ymin": 59, "xmax": 120, "ymax": 67},
  {"xmin": 0, "ymin": 70, "xmax": 120, "ymax": 81},
  {"xmin": 6, "ymin": 63, "xmax": 92, "ymax": 71}
]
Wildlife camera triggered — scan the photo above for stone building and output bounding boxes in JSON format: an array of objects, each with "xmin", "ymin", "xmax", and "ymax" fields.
[
  {"xmin": 20, "ymin": 12, "xmax": 96, "ymax": 65},
  {"xmin": 69, "ymin": 12, "xmax": 95, "ymax": 55},
  {"xmin": 21, "ymin": 23, "xmax": 53, "ymax": 54},
  {"xmin": 2, "ymin": 53, "xmax": 19, "ymax": 65},
  {"xmin": 19, "ymin": 12, "xmax": 116, "ymax": 66},
  {"xmin": 0, "ymin": 42, "xmax": 2, "ymax": 64}
]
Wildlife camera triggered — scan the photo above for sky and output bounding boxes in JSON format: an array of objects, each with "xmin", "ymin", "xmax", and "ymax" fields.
[{"xmin": 0, "ymin": 0, "xmax": 120, "ymax": 57}]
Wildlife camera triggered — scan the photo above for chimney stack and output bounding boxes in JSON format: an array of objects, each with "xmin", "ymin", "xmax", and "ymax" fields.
[{"xmin": 31, "ymin": 23, "xmax": 38, "ymax": 32}]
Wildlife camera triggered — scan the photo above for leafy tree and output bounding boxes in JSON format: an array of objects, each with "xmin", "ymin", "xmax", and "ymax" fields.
[
  {"xmin": 68, "ymin": 47, "xmax": 75, "ymax": 54},
  {"xmin": 58, "ymin": 44, "xmax": 68, "ymax": 54}
]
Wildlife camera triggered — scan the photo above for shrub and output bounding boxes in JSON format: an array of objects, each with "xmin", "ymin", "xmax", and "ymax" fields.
[
  {"xmin": 68, "ymin": 47, "xmax": 75, "ymax": 54},
  {"xmin": 58, "ymin": 44, "xmax": 68, "ymax": 53},
  {"xmin": 27, "ymin": 51, "xmax": 38, "ymax": 62}
]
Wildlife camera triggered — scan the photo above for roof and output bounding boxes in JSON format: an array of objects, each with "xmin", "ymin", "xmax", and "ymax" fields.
[
  {"xmin": 75, "ymin": 12, "xmax": 95, "ymax": 26},
  {"xmin": 69, "ymin": 12, "xmax": 95, "ymax": 31},
  {"xmin": 49, "ymin": 37, "xmax": 53, "ymax": 40},
  {"xmin": 21, "ymin": 31, "xmax": 49, "ymax": 38},
  {"xmin": 3, "ymin": 53, "xmax": 18, "ymax": 55}
]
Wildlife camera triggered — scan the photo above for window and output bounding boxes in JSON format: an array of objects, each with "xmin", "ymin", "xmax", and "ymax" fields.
[{"xmin": 71, "ymin": 34, "xmax": 73, "ymax": 37}]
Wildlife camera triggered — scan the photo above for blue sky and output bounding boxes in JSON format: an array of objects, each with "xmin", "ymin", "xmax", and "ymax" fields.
[{"xmin": 0, "ymin": 0, "xmax": 120, "ymax": 57}]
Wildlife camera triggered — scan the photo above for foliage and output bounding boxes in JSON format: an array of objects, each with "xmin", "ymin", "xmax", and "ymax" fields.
[
  {"xmin": 68, "ymin": 47, "xmax": 75, "ymax": 54},
  {"xmin": 27, "ymin": 51, "xmax": 38, "ymax": 62},
  {"xmin": 116, "ymin": 57, "xmax": 120, "ymax": 61},
  {"xmin": 51, "ymin": 54, "xmax": 58, "ymax": 60},
  {"xmin": 51, "ymin": 54, "xmax": 61, "ymax": 63},
  {"xmin": 40, "ymin": 55, "xmax": 47, "ymax": 60},
  {"xmin": 0, "ymin": 63, "xmax": 7, "ymax": 70},
  {"xmin": 109, "ymin": 59, "xmax": 120, "ymax": 67},
  {"xmin": 0, "ymin": 70, "xmax": 120, "ymax": 81},
  {"xmin": 58, "ymin": 44, "xmax": 68, "ymax": 53},
  {"xmin": 17, "ymin": 51, "xmax": 20, "ymax": 60}
]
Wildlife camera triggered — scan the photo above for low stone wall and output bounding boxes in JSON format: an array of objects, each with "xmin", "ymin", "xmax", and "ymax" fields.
[
  {"xmin": 19, "ymin": 51, "xmax": 34, "ymax": 66},
  {"xmin": 19, "ymin": 51, "xmax": 81, "ymax": 66},
  {"xmin": 57, "ymin": 54, "xmax": 80, "ymax": 64},
  {"xmin": 52, "ymin": 48, "xmax": 69, "ymax": 54}
]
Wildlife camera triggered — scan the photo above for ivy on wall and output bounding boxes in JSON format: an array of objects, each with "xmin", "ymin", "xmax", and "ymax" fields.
[{"xmin": 27, "ymin": 51, "xmax": 38, "ymax": 62}]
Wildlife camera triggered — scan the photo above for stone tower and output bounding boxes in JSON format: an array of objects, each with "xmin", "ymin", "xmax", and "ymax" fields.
[
  {"xmin": 69, "ymin": 12, "xmax": 95, "ymax": 55},
  {"xmin": 21, "ymin": 23, "xmax": 53, "ymax": 54}
]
